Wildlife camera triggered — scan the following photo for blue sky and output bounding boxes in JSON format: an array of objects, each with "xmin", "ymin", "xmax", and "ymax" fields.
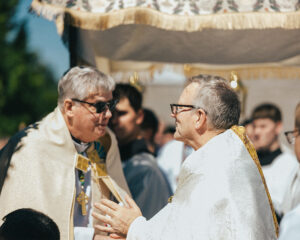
[
  {"xmin": 15, "ymin": 0, "xmax": 69, "ymax": 80},
  {"xmin": 14, "ymin": 0, "xmax": 186, "ymax": 84}
]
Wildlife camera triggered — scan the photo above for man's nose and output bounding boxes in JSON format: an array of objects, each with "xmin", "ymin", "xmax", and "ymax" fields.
[
  {"xmin": 253, "ymin": 128, "xmax": 260, "ymax": 138},
  {"xmin": 104, "ymin": 107, "xmax": 112, "ymax": 119},
  {"xmin": 253, "ymin": 127, "xmax": 259, "ymax": 134},
  {"xmin": 170, "ymin": 113, "xmax": 176, "ymax": 118}
]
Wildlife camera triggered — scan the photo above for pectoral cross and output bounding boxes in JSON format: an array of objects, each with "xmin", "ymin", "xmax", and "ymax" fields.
[{"xmin": 77, "ymin": 190, "xmax": 89, "ymax": 216}]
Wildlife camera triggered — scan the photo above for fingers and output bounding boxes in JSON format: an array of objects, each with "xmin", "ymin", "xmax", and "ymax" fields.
[
  {"xmin": 110, "ymin": 233, "xmax": 126, "ymax": 239},
  {"xmin": 125, "ymin": 194, "xmax": 139, "ymax": 209},
  {"xmin": 94, "ymin": 202, "xmax": 116, "ymax": 217},
  {"xmin": 92, "ymin": 211, "xmax": 113, "ymax": 226},
  {"xmin": 93, "ymin": 234, "xmax": 117, "ymax": 240},
  {"xmin": 100, "ymin": 199, "xmax": 120, "ymax": 210},
  {"xmin": 94, "ymin": 224, "xmax": 115, "ymax": 233}
]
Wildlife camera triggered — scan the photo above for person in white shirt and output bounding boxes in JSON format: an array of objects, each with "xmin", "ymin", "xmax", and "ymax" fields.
[
  {"xmin": 92, "ymin": 74, "xmax": 278, "ymax": 240},
  {"xmin": 278, "ymin": 103, "xmax": 300, "ymax": 240},
  {"xmin": 157, "ymin": 139, "xmax": 193, "ymax": 192},
  {"xmin": 251, "ymin": 103, "xmax": 298, "ymax": 217}
]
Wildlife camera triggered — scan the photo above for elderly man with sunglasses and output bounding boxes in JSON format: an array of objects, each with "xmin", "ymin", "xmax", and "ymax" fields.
[
  {"xmin": 92, "ymin": 74, "xmax": 278, "ymax": 240},
  {"xmin": 0, "ymin": 66, "xmax": 130, "ymax": 240}
]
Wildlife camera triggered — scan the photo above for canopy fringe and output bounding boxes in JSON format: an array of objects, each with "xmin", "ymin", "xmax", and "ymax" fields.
[
  {"xmin": 31, "ymin": 0, "xmax": 300, "ymax": 33},
  {"xmin": 184, "ymin": 65, "xmax": 300, "ymax": 80}
]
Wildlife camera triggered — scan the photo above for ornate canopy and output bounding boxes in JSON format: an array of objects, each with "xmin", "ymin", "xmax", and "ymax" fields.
[
  {"xmin": 31, "ymin": 0, "xmax": 300, "ymax": 80},
  {"xmin": 30, "ymin": 0, "xmax": 300, "ymax": 127}
]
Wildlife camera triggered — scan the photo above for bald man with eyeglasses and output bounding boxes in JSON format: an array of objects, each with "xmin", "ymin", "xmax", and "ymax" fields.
[{"xmin": 0, "ymin": 66, "xmax": 130, "ymax": 240}]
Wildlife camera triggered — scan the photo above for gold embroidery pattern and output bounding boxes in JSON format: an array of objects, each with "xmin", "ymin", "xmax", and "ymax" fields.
[
  {"xmin": 75, "ymin": 137, "xmax": 110, "ymax": 215},
  {"xmin": 76, "ymin": 154, "xmax": 90, "ymax": 172},
  {"xmin": 87, "ymin": 149, "xmax": 108, "ymax": 177},
  {"xmin": 231, "ymin": 125, "xmax": 279, "ymax": 237},
  {"xmin": 76, "ymin": 151, "xmax": 108, "ymax": 177}
]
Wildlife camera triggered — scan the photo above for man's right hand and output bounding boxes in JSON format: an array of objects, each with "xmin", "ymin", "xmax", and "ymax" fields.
[{"xmin": 92, "ymin": 195, "xmax": 142, "ymax": 236}]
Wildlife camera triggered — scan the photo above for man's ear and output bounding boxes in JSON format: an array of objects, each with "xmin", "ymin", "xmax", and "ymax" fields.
[
  {"xmin": 275, "ymin": 121, "xmax": 283, "ymax": 135},
  {"xmin": 64, "ymin": 99, "xmax": 75, "ymax": 117},
  {"xmin": 195, "ymin": 109, "xmax": 207, "ymax": 130},
  {"xmin": 136, "ymin": 109, "xmax": 144, "ymax": 125}
]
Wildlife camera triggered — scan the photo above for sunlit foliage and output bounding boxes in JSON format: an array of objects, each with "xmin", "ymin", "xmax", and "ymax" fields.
[{"xmin": 0, "ymin": 1, "xmax": 57, "ymax": 136}]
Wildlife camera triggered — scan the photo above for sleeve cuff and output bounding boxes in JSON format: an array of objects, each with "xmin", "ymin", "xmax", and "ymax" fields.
[
  {"xmin": 127, "ymin": 216, "xmax": 147, "ymax": 240},
  {"xmin": 74, "ymin": 227, "xmax": 95, "ymax": 240}
]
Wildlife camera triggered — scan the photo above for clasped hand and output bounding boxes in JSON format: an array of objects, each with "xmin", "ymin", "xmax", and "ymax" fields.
[{"xmin": 92, "ymin": 195, "xmax": 142, "ymax": 237}]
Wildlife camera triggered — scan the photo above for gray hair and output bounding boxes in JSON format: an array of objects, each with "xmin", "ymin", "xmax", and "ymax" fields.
[
  {"xmin": 189, "ymin": 74, "xmax": 241, "ymax": 130},
  {"xmin": 57, "ymin": 66, "xmax": 115, "ymax": 110}
]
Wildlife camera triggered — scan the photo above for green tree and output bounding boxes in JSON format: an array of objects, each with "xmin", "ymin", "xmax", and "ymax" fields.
[{"xmin": 0, "ymin": 1, "xmax": 58, "ymax": 136}]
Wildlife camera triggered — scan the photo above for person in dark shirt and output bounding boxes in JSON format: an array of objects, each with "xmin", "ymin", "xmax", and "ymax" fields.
[
  {"xmin": 110, "ymin": 84, "xmax": 172, "ymax": 219},
  {"xmin": 140, "ymin": 108, "xmax": 160, "ymax": 156}
]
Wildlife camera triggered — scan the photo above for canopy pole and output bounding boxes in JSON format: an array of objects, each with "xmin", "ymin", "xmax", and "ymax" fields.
[{"xmin": 69, "ymin": 26, "xmax": 78, "ymax": 67}]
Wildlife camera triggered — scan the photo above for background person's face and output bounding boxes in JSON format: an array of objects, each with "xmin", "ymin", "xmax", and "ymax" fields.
[
  {"xmin": 71, "ymin": 90, "xmax": 113, "ymax": 142},
  {"xmin": 111, "ymin": 97, "xmax": 143, "ymax": 145},
  {"xmin": 252, "ymin": 118, "xmax": 280, "ymax": 151}
]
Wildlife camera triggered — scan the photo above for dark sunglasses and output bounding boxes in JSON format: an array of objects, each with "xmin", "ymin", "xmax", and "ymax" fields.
[{"xmin": 72, "ymin": 98, "xmax": 118, "ymax": 113}]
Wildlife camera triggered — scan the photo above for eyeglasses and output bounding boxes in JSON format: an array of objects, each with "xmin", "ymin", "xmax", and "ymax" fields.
[
  {"xmin": 284, "ymin": 129, "xmax": 300, "ymax": 144},
  {"xmin": 170, "ymin": 104, "xmax": 205, "ymax": 115},
  {"xmin": 72, "ymin": 98, "xmax": 118, "ymax": 113}
]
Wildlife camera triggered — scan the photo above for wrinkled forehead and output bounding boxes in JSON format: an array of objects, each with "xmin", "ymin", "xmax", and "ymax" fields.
[{"xmin": 84, "ymin": 89, "xmax": 113, "ymax": 101}]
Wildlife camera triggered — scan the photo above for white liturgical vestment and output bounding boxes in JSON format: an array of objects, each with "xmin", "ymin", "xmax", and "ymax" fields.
[
  {"xmin": 262, "ymin": 151, "xmax": 298, "ymax": 214},
  {"xmin": 0, "ymin": 107, "xmax": 130, "ymax": 240},
  {"xmin": 281, "ymin": 165, "xmax": 300, "ymax": 214},
  {"xmin": 127, "ymin": 128, "xmax": 278, "ymax": 240},
  {"xmin": 278, "ymin": 203, "xmax": 300, "ymax": 240}
]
